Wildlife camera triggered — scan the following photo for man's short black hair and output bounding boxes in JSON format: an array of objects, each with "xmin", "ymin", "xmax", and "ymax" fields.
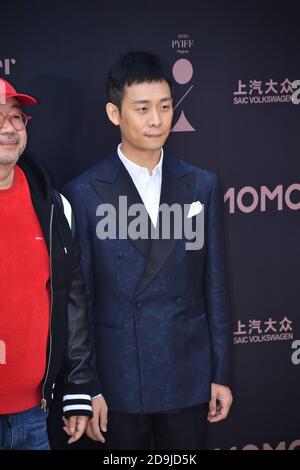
[{"xmin": 106, "ymin": 50, "xmax": 174, "ymax": 110}]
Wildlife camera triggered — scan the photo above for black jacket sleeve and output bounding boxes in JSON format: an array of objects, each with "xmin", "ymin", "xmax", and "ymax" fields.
[{"xmin": 54, "ymin": 191, "xmax": 94, "ymax": 418}]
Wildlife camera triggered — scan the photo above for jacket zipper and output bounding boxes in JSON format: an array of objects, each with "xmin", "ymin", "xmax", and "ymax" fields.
[{"xmin": 41, "ymin": 204, "xmax": 54, "ymax": 412}]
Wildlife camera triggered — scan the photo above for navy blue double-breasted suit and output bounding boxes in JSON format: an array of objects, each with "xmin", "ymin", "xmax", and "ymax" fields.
[{"xmin": 63, "ymin": 152, "xmax": 232, "ymax": 414}]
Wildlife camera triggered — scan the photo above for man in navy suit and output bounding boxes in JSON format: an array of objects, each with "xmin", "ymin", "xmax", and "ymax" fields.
[{"xmin": 63, "ymin": 51, "xmax": 233, "ymax": 450}]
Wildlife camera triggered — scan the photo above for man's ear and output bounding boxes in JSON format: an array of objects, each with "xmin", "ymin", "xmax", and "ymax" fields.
[{"xmin": 106, "ymin": 102, "xmax": 120, "ymax": 126}]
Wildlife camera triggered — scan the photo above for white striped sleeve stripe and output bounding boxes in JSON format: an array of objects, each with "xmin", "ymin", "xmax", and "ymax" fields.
[
  {"xmin": 63, "ymin": 394, "xmax": 91, "ymax": 401},
  {"xmin": 63, "ymin": 404, "xmax": 93, "ymax": 412}
]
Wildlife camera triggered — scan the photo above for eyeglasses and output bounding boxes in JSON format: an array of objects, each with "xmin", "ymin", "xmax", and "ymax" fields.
[{"xmin": 0, "ymin": 112, "xmax": 32, "ymax": 131}]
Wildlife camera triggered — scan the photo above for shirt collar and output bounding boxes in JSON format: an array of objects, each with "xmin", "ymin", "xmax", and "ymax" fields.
[{"xmin": 117, "ymin": 144, "xmax": 163, "ymax": 178}]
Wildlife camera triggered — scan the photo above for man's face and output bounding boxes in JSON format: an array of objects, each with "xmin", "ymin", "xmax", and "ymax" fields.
[
  {"xmin": 0, "ymin": 97, "xmax": 27, "ymax": 167},
  {"xmin": 112, "ymin": 80, "xmax": 173, "ymax": 154}
]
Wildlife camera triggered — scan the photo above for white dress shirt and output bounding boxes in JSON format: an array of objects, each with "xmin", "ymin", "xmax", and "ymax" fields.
[{"xmin": 117, "ymin": 144, "xmax": 163, "ymax": 227}]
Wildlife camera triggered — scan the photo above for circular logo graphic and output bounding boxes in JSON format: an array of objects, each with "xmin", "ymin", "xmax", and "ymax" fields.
[{"xmin": 172, "ymin": 59, "xmax": 193, "ymax": 85}]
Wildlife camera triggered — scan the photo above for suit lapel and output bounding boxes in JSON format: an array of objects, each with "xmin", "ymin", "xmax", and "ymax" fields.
[
  {"xmin": 135, "ymin": 157, "xmax": 196, "ymax": 297},
  {"xmin": 92, "ymin": 153, "xmax": 196, "ymax": 296},
  {"xmin": 92, "ymin": 155, "xmax": 152, "ymax": 258}
]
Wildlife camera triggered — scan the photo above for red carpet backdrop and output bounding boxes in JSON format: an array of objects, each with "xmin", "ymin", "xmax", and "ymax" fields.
[{"xmin": 1, "ymin": 0, "xmax": 299, "ymax": 450}]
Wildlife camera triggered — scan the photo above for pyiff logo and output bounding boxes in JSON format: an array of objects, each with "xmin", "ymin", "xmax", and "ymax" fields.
[
  {"xmin": 292, "ymin": 80, "xmax": 300, "ymax": 104},
  {"xmin": 0, "ymin": 340, "xmax": 6, "ymax": 364},
  {"xmin": 172, "ymin": 59, "xmax": 195, "ymax": 133},
  {"xmin": 170, "ymin": 33, "xmax": 196, "ymax": 133}
]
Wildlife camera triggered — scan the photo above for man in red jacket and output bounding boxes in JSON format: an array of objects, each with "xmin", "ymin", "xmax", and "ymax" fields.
[{"xmin": 0, "ymin": 78, "xmax": 95, "ymax": 450}]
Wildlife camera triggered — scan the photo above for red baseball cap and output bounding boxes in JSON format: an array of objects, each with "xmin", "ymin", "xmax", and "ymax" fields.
[{"xmin": 0, "ymin": 77, "xmax": 37, "ymax": 105}]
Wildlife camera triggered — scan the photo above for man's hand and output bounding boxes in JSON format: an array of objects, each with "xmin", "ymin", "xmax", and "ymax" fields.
[
  {"xmin": 208, "ymin": 383, "xmax": 233, "ymax": 423},
  {"xmin": 62, "ymin": 415, "xmax": 89, "ymax": 444},
  {"xmin": 86, "ymin": 395, "xmax": 108, "ymax": 443}
]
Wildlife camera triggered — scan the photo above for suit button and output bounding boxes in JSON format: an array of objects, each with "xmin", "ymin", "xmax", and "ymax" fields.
[
  {"xmin": 117, "ymin": 250, "xmax": 124, "ymax": 259},
  {"xmin": 176, "ymin": 297, "xmax": 183, "ymax": 305},
  {"xmin": 136, "ymin": 302, "xmax": 143, "ymax": 309}
]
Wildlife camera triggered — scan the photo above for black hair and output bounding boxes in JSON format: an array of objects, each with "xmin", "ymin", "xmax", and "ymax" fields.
[{"xmin": 106, "ymin": 50, "xmax": 174, "ymax": 110}]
